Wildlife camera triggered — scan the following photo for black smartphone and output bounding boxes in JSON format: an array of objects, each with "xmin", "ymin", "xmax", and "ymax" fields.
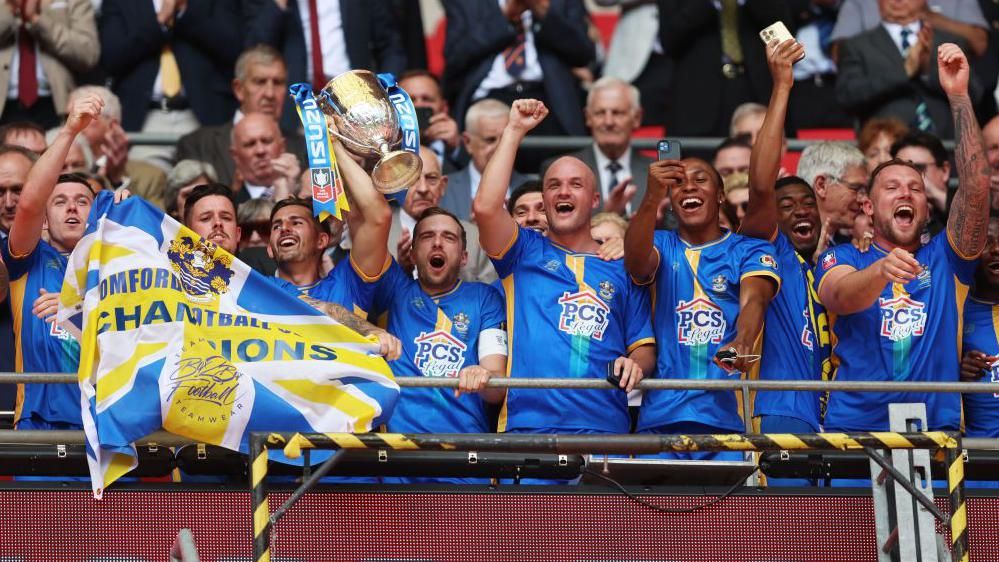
[
  {"xmin": 716, "ymin": 348, "xmax": 738, "ymax": 366},
  {"xmin": 606, "ymin": 362, "xmax": 624, "ymax": 390},
  {"xmin": 415, "ymin": 107, "xmax": 434, "ymax": 132},
  {"xmin": 657, "ymin": 139, "xmax": 682, "ymax": 161}
]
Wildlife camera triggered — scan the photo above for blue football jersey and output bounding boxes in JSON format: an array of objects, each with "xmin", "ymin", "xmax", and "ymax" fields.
[
  {"xmin": 267, "ymin": 255, "xmax": 380, "ymax": 315},
  {"xmin": 636, "ymin": 230, "xmax": 781, "ymax": 433},
  {"xmin": 2, "ymin": 240, "xmax": 82, "ymax": 426},
  {"xmin": 370, "ymin": 259, "xmax": 505, "ymax": 434},
  {"xmin": 813, "ymin": 234, "xmax": 975, "ymax": 431},
  {"xmin": 753, "ymin": 231, "xmax": 830, "ymax": 431},
  {"xmin": 491, "ymin": 227, "xmax": 654, "ymax": 434},
  {"xmin": 961, "ymin": 297, "xmax": 999, "ymax": 438}
]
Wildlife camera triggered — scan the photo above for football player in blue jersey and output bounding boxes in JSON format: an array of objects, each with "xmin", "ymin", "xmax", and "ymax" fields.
[
  {"xmin": 625, "ymin": 120, "xmax": 781, "ymax": 459},
  {"xmin": 815, "ymin": 44, "xmax": 991, "ymax": 432},
  {"xmin": 740, "ymin": 38, "xmax": 830, "ymax": 442},
  {"xmin": 472, "ymin": 99, "xmax": 656, "ymax": 441},
  {"xmin": 3, "ymin": 93, "xmax": 108, "ymax": 430},
  {"xmin": 959, "ymin": 214, "xmax": 999, "ymax": 440}
]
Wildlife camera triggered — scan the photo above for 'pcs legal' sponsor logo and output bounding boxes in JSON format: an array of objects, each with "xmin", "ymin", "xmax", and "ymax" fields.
[
  {"xmin": 878, "ymin": 295, "xmax": 927, "ymax": 342},
  {"xmin": 413, "ymin": 330, "xmax": 467, "ymax": 378},
  {"xmin": 676, "ymin": 297, "xmax": 726, "ymax": 346},
  {"xmin": 558, "ymin": 290, "xmax": 610, "ymax": 340}
]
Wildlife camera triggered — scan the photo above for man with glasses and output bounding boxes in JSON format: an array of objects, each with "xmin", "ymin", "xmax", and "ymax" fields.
[
  {"xmin": 796, "ymin": 141, "xmax": 869, "ymax": 248},
  {"xmin": 891, "ymin": 131, "xmax": 952, "ymax": 237}
]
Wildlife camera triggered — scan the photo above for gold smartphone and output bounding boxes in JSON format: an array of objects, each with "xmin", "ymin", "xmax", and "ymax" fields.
[{"xmin": 759, "ymin": 21, "xmax": 804, "ymax": 60}]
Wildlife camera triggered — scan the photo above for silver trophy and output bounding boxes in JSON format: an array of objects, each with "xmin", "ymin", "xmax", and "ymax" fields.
[{"xmin": 317, "ymin": 70, "xmax": 422, "ymax": 194}]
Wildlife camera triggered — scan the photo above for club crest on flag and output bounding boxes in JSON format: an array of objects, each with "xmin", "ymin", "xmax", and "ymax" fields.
[{"xmin": 167, "ymin": 234, "xmax": 234, "ymax": 303}]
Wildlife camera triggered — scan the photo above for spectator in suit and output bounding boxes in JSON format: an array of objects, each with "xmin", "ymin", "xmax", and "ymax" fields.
[
  {"xmin": 0, "ymin": 121, "xmax": 44, "ymax": 153},
  {"xmin": 786, "ymin": 0, "xmax": 852, "ymax": 131},
  {"xmin": 830, "ymin": 0, "xmax": 988, "ymax": 57},
  {"xmin": 398, "ymin": 70, "xmax": 465, "ymax": 174},
  {"xmin": 713, "ymin": 135, "xmax": 753, "ymax": 180},
  {"xmin": 65, "ymin": 86, "xmax": 168, "ymax": 208},
  {"xmin": 440, "ymin": 99, "xmax": 526, "ymax": 222},
  {"xmin": 0, "ymin": 0, "xmax": 98, "ymax": 130},
  {"xmin": 99, "ymin": 0, "xmax": 244, "ymax": 167},
  {"xmin": 600, "ymin": 0, "xmax": 672, "ymax": 126},
  {"xmin": 541, "ymin": 77, "xmax": 654, "ymax": 217},
  {"xmin": 229, "ymin": 112, "xmax": 298, "ymax": 204},
  {"xmin": 796, "ymin": 141, "xmax": 868, "ymax": 246},
  {"xmin": 176, "ymin": 45, "xmax": 305, "ymax": 187},
  {"xmin": 443, "ymin": 0, "xmax": 594, "ymax": 137},
  {"xmin": 835, "ymin": 0, "xmax": 981, "ymax": 138},
  {"xmin": 244, "ymin": 0, "xmax": 407, "ymax": 133},
  {"xmin": 391, "ymin": 145, "xmax": 496, "ymax": 284},
  {"xmin": 657, "ymin": 0, "xmax": 791, "ymax": 136}
]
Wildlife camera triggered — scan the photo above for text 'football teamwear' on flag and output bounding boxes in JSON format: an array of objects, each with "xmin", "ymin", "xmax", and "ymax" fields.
[{"xmin": 56, "ymin": 193, "xmax": 399, "ymax": 497}]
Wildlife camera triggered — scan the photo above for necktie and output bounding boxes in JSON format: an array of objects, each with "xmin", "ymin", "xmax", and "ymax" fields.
[
  {"xmin": 719, "ymin": 0, "xmax": 744, "ymax": 66},
  {"xmin": 17, "ymin": 26, "xmax": 37, "ymax": 108},
  {"xmin": 900, "ymin": 28, "xmax": 912, "ymax": 53},
  {"xmin": 502, "ymin": 21, "xmax": 527, "ymax": 79},
  {"xmin": 160, "ymin": 46, "xmax": 182, "ymax": 98},
  {"xmin": 308, "ymin": 0, "xmax": 326, "ymax": 90},
  {"xmin": 606, "ymin": 161, "xmax": 622, "ymax": 196}
]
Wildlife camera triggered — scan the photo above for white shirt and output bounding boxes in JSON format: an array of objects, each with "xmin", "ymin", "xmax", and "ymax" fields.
[
  {"xmin": 472, "ymin": 0, "xmax": 544, "ymax": 100},
  {"xmin": 467, "ymin": 162, "xmax": 483, "ymax": 200},
  {"xmin": 592, "ymin": 144, "xmax": 633, "ymax": 208},
  {"xmin": 244, "ymin": 182, "xmax": 273, "ymax": 200},
  {"xmin": 296, "ymin": 0, "xmax": 350, "ymax": 83},
  {"xmin": 6, "ymin": 28, "xmax": 50, "ymax": 100},
  {"xmin": 882, "ymin": 20, "xmax": 922, "ymax": 56}
]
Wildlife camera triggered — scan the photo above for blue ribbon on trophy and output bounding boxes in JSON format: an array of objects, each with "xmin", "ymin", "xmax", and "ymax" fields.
[
  {"xmin": 376, "ymin": 72, "xmax": 420, "ymax": 205},
  {"xmin": 289, "ymin": 82, "xmax": 347, "ymax": 222}
]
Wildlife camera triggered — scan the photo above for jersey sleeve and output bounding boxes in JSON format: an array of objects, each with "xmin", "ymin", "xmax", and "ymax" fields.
[
  {"xmin": 738, "ymin": 237, "xmax": 782, "ymax": 295},
  {"xmin": 1, "ymin": 239, "xmax": 41, "ymax": 281},
  {"xmin": 623, "ymin": 280, "xmax": 655, "ymax": 353},
  {"xmin": 813, "ymin": 243, "xmax": 861, "ymax": 296},
  {"xmin": 478, "ymin": 284, "xmax": 506, "ymax": 332},
  {"xmin": 489, "ymin": 226, "xmax": 540, "ymax": 279},
  {"xmin": 368, "ymin": 258, "xmax": 409, "ymax": 318},
  {"xmin": 936, "ymin": 230, "xmax": 978, "ymax": 285}
]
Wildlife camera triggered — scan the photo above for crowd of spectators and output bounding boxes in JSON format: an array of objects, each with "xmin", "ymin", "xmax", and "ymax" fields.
[{"xmin": 0, "ymin": 0, "xmax": 998, "ymax": 484}]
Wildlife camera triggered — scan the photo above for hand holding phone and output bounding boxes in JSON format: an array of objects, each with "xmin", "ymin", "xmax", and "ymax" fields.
[
  {"xmin": 759, "ymin": 21, "xmax": 804, "ymax": 61},
  {"xmin": 657, "ymin": 139, "xmax": 682, "ymax": 161}
]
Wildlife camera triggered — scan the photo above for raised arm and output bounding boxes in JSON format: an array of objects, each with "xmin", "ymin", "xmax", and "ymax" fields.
[
  {"xmin": 624, "ymin": 160, "xmax": 677, "ymax": 282},
  {"xmin": 818, "ymin": 248, "xmax": 922, "ymax": 315},
  {"xmin": 334, "ymin": 141, "xmax": 392, "ymax": 278},
  {"xmin": 471, "ymin": 99, "xmax": 548, "ymax": 256},
  {"xmin": 940, "ymin": 43, "xmax": 991, "ymax": 259},
  {"xmin": 7, "ymin": 94, "xmax": 102, "ymax": 258},
  {"xmin": 742, "ymin": 38, "xmax": 803, "ymax": 240}
]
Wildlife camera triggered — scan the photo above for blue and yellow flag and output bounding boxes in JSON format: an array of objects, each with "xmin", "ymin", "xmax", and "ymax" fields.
[{"xmin": 56, "ymin": 193, "xmax": 399, "ymax": 497}]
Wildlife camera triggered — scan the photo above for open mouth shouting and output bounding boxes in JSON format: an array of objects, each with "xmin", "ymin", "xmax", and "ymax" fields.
[
  {"xmin": 790, "ymin": 219, "xmax": 815, "ymax": 241},
  {"xmin": 427, "ymin": 252, "xmax": 447, "ymax": 273},
  {"xmin": 277, "ymin": 233, "xmax": 299, "ymax": 249},
  {"xmin": 678, "ymin": 196, "xmax": 704, "ymax": 212},
  {"xmin": 553, "ymin": 201, "xmax": 575, "ymax": 218},
  {"xmin": 893, "ymin": 204, "xmax": 915, "ymax": 228}
]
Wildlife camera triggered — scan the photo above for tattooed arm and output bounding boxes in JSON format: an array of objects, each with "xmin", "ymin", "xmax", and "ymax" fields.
[
  {"xmin": 302, "ymin": 296, "xmax": 402, "ymax": 360},
  {"xmin": 939, "ymin": 43, "xmax": 991, "ymax": 258}
]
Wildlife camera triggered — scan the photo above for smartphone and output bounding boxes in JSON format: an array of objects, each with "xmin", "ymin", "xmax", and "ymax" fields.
[
  {"xmin": 759, "ymin": 21, "xmax": 805, "ymax": 61},
  {"xmin": 415, "ymin": 107, "xmax": 433, "ymax": 132},
  {"xmin": 606, "ymin": 362, "xmax": 624, "ymax": 391},
  {"xmin": 657, "ymin": 139, "xmax": 682, "ymax": 161}
]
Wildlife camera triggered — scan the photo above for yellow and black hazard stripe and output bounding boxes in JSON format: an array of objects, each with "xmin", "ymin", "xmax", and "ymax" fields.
[
  {"xmin": 269, "ymin": 431, "xmax": 960, "ymax": 457},
  {"xmin": 251, "ymin": 438, "xmax": 271, "ymax": 562},
  {"xmin": 946, "ymin": 447, "xmax": 969, "ymax": 562}
]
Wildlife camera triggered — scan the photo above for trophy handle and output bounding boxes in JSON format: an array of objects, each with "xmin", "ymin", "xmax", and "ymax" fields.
[{"xmin": 328, "ymin": 129, "xmax": 372, "ymax": 153}]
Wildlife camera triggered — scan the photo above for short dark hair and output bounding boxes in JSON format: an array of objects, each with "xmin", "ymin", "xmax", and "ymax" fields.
[
  {"xmin": 775, "ymin": 175, "xmax": 814, "ymax": 195},
  {"xmin": 713, "ymin": 134, "xmax": 752, "ymax": 160},
  {"xmin": 0, "ymin": 143, "xmax": 39, "ymax": 162},
  {"xmin": 399, "ymin": 69, "xmax": 442, "ymax": 89},
  {"xmin": 890, "ymin": 131, "xmax": 948, "ymax": 166},
  {"xmin": 869, "ymin": 158, "xmax": 925, "ymax": 188},
  {"xmin": 415, "ymin": 206, "xmax": 466, "ymax": 249},
  {"xmin": 56, "ymin": 172, "xmax": 95, "ymax": 196},
  {"xmin": 0, "ymin": 121, "xmax": 45, "ymax": 144},
  {"xmin": 507, "ymin": 179, "xmax": 543, "ymax": 214},
  {"xmin": 183, "ymin": 183, "xmax": 236, "ymax": 224},
  {"xmin": 270, "ymin": 196, "xmax": 329, "ymax": 233}
]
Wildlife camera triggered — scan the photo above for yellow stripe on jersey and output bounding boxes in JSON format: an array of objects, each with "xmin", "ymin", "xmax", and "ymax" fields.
[
  {"xmin": 683, "ymin": 248, "xmax": 707, "ymax": 299},
  {"xmin": 435, "ymin": 308, "xmax": 454, "ymax": 333}
]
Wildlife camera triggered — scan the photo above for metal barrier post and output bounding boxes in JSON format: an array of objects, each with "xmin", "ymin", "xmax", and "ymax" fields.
[
  {"xmin": 250, "ymin": 433, "xmax": 271, "ymax": 562},
  {"xmin": 946, "ymin": 446, "xmax": 969, "ymax": 562}
]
